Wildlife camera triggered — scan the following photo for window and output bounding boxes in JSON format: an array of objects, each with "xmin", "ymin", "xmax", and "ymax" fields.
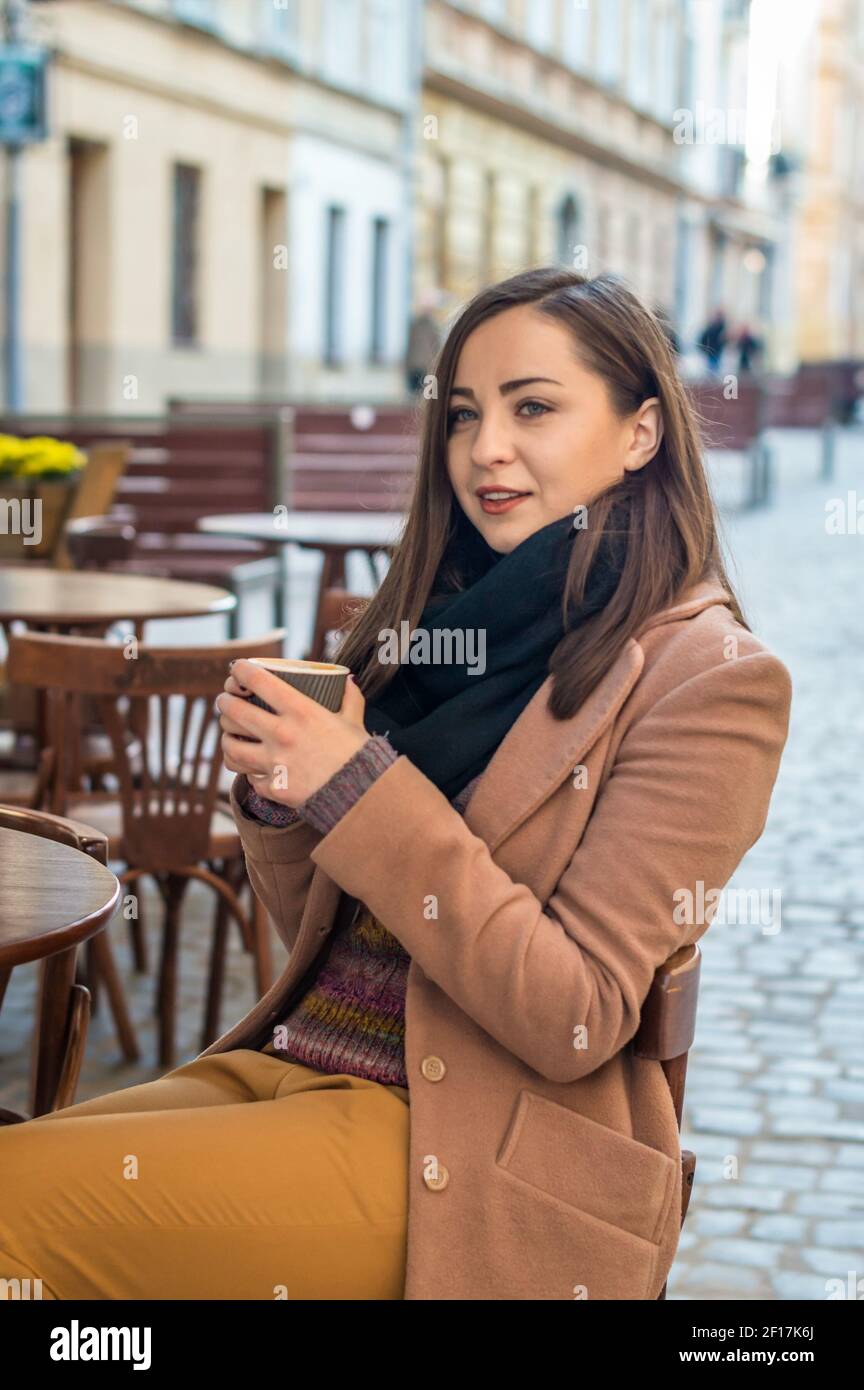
[
  {"xmin": 562, "ymin": 0, "xmax": 590, "ymax": 69},
  {"xmin": 173, "ymin": 0, "xmax": 220, "ymax": 32},
  {"xmin": 366, "ymin": 0, "xmax": 404, "ymax": 104},
  {"xmin": 525, "ymin": 183, "xmax": 540, "ymax": 264},
  {"xmin": 524, "ymin": 0, "xmax": 554, "ymax": 50},
  {"xmin": 480, "ymin": 0, "xmax": 508, "ymax": 24},
  {"xmin": 653, "ymin": 3, "xmax": 679, "ymax": 120},
  {"xmin": 323, "ymin": 205, "xmax": 346, "ymax": 366},
  {"xmin": 433, "ymin": 156, "xmax": 450, "ymax": 288},
  {"xmin": 171, "ymin": 163, "xmax": 200, "ymax": 345},
  {"xmin": 370, "ymin": 217, "xmax": 390, "ymax": 362},
  {"xmin": 628, "ymin": 0, "xmax": 652, "ymax": 109},
  {"xmin": 557, "ymin": 193, "xmax": 581, "ymax": 266},
  {"xmin": 597, "ymin": 0, "xmax": 622, "ymax": 85},
  {"xmin": 627, "ymin": 211, "xmax": 642, "ymax": 271},
  {"xmin": 481, "ymin": 169, "xmax": 497, "ymax": 282},
  {"xmin": 323, "ymin": 0, "xmax": 362, "ymax": 86},
  {"xmin": 596, "ymin": 204, "xmax": 611, "ymax": 264},
  {"xmin": 262, "ymin": 0, "xmax": 301, "ymax": 57}
]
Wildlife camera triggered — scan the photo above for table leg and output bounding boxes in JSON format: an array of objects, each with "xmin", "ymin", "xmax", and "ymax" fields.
[
  {"xmin": 308, "ymin": 546, "xmax": 348, "ymax": 661},
  {"xmin": 31, "ymin": 945, "xmax": 80, "ymax": 1116}
]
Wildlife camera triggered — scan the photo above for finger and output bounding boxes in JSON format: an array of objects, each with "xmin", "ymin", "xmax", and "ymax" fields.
[
  {"xmin": 216, "ymin": 690, "xmax": 286, "ymax": 741},
  {"xmin": 221, "ymin": 732, "xmax": 272, "ymax": 777},
  {"xmin": 230, "ymin": 659, "xmax": 310, "ymax": 716},
  {"xmin": 218, "ymin": 709, "xmax": 260, "ymax": 740},
  {"xmin": 339, "ymin": 676, "xmax": 367, "ymax": 725},
  {"xmin": 224, "ymin": 672, "xmax": 252, "ymax": 697}
]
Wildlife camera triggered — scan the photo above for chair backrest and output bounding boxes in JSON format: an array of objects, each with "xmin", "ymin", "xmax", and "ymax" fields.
[
  {"xmin": 53, "ymin": 442, "xmax": 131, "ymax": 569},
  {"xmin": 7, "ymin": 628, "xmax": 286, "ymax": 871},
  {"xmin": 312, "ymin": 588, "xmax": 368, "ymax": 660},
  {"xmin": 64, "ymin": 514, "xmax": 138, "ymax": 569},
  {"xmin": 631, "ymin": 942, "xmax": 701, "ymax": 1131}
]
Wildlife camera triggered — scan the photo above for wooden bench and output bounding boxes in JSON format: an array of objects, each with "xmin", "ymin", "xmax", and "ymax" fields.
[
  {"xmin": 0, "ymin": 415, "xmax": 292, "ymax": 637},
  {"xmin": 686, "ymin": 380, "xmax": 771, "ymax": 507},
  {"xmin": 168, "ymin": 399, "xmax": 419, "ymax": 514},
  {"xmin": 745, "ymin": 361, "xmax": 864, "ymax": 481}
]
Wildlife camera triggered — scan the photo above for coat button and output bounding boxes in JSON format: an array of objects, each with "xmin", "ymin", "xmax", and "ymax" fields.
[
  {"xmin": 423, "ymin": 1162, "xmax": 450, "ymax": 1192},
  {"xmin": 420, "ymin": 1055, "xmax": 446, "ymax": 1082}
]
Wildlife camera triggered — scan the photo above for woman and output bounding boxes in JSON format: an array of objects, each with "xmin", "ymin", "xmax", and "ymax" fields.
[{"xmin": 0, "ymin": 268, "xmax": 791, "ymax": 1301}]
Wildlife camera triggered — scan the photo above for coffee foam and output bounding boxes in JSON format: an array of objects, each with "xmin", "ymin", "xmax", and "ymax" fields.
[{"xmin": 247, "ymin": 658, "xmax": 348, "ymax": 674}]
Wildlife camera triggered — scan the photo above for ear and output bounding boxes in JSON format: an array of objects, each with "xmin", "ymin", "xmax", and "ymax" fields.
[{"xmin": 624, "ymin": 397, "xmax": 664, "ymax": 472}]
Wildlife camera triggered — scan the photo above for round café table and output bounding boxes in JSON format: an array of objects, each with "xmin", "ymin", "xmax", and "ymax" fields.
[
  {"xmin": 0, "ymin": 568, "xmax": 236, "ymax": 768},
  {"xmin": 0, "ymin": 826, "xmax": 121, "ymax": 1117},
  {"xmin": 0, "ymin": 567, "xmax": 236, "ymax": 630},
  {"xmin": 198, "ymin": 511, "xmax": 403, "ymax": 657}
]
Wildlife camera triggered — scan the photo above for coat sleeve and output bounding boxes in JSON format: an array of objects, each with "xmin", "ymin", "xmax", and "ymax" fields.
[
  {"xmin": 307, "ymin": 651, "xmax": 792, "ymax": 1082},
  {"xmin": 227, "ymin": 775, "xmax": 321, "ymax": 952}
]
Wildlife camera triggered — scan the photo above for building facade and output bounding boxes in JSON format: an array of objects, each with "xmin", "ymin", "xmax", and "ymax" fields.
[
  {"xmin": 0, "ymin": 0, "xmax": 858, "ymax": 413},
  {"xmin": 790, "ymin": 0, "xmax": 864, "ymax": 359},
  {"xmin": 418, "ymin": 0, "xmax": 688, "ymax": 325},
  {"xmin": 0, "ymin": 0, "xmax": 417, "ymax": 411}
]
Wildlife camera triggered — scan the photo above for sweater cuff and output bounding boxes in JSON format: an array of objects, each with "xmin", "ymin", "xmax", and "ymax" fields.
[
  {"xmin": 234, "ymin": 774, "xmax": 304, "ymax": 828},
  {"xmin": 297, "ymin": 734, "xmax": 399, "ymax": 836}
]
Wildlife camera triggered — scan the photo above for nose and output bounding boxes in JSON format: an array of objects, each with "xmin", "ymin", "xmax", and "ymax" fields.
[{"xmin": 468, "ymin": 402, "xmax": 518, "ymax": 470}]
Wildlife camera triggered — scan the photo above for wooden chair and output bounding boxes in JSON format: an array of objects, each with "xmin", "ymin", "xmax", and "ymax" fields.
[
  {"xmin": 1, "ymin": 505, "xmax": 136, "ymax": 781},
  {"xmin": 62, "ymin": 513, "xmax": 144, "ymax": 792},
  {"xmin": 7, "ymin": 627, "xmax": 287, "ymax": 1069},
  {"xmin": 64, "ymin": 513, "xmax": 138, "ymax": 572},
  {"xmin": 53, "ymin": 442, "xmax": 132, "ymax": 570},
  {"xmin": 632, "ymin": 941, "xmax": 702, "ymax": 1300},
  {"xmin": 0, "ymin": 806, "xmax": 127, "ymax": 1124},
  {"xmin": 308, "ymin": 588, "xmax": 368, "ymax": 661}
]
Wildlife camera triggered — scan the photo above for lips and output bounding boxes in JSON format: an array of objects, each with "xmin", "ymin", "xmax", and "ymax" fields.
[{"xmin": 476, "ymin": 487, "xmax": 531, "ymax": 515}]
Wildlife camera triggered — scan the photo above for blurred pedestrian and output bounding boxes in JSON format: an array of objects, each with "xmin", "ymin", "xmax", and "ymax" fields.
[
  {"xmin": 696, "ymin": 308, "xmax": 727, "ymax": 375},
  {"xmin": 406, "ymin": 290, "xmax": 442, "ymax": 394},
  {"xmin": 653, "ymin": 304, "xmax": 680, "ymax": 356},
  {"xmin": 735, "ymin": 322, "xmax": 763, "ymax": 374}
]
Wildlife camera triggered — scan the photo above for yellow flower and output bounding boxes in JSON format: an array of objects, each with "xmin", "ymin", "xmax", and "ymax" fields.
[{"xmin": 0, "ymin": 434, "xmax": 87, "ymax": 477}]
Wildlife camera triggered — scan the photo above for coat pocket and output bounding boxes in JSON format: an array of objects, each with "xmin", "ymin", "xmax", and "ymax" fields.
[{"xmin": 495, "ymin": 1089, "xmax": 678, "ymax": 1247}]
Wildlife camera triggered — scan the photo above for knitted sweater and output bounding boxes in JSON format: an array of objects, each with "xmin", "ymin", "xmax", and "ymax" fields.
[{"xmin": 234, "ymin": 737, "xmax": 479, "ymax": 1088}]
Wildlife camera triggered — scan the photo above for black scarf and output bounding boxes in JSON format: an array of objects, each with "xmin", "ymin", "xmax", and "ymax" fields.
[{"xmin": 363, "ymin": 497, "xmax": 630, "ymax": 801}]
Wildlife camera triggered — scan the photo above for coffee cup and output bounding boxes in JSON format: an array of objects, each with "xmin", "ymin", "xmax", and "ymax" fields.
[{"xmin": 236, "ymin": 657, "xmax": 350, "ymax": 715}]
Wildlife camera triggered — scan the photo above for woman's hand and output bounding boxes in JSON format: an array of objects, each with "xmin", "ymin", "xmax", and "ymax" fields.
[{"xmin": 216, "ymin": 659, "xmax": 370, "ymax": 807}]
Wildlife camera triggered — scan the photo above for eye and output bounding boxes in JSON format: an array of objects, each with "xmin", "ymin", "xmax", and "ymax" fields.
[
  {"xmin": 447, "ymin": 406, "xmax": 476, "ymax": 429},
  {"xmin": 517, "ymin": 399, "xmax": 551, "ymax": 418}
]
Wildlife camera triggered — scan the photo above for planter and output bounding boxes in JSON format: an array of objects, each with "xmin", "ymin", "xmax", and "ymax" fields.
[{"xmin": 0, "ymin": 474, "xmax": 80, "ymax": 560}]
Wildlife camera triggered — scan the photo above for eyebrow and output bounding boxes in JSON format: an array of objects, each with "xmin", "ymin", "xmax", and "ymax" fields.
[{"xmin": 449, "ymin": 377, "xmax": 564, "ymax": 400}]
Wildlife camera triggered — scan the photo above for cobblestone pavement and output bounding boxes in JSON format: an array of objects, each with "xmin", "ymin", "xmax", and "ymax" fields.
[
  {"xmin": 673, "ymin": 431, "xmax": 864, "ymax": 1300},
  {"xmin": 0, "ymin": 429, "xmax": 861, "ymax": 1301}
]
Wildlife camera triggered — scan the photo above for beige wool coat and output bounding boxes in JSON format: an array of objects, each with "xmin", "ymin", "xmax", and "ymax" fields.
[{"xmin": 201, "ymin": 578, "xmax": 793, "ymax": 1300}]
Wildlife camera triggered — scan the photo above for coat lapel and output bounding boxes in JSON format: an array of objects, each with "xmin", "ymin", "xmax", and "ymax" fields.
[
  {"xmin": 463, "ymin": 640, "xmax": 644, "ymax": 853},
  {"xmin": 463, "ymin": 579, "xmax": 731, "ymax": 853}
]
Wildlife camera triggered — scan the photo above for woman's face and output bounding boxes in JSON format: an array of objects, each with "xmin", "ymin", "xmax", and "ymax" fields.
[{"xmin": 445, "ymin": 303, "xmax": 663, "ymax": 552}]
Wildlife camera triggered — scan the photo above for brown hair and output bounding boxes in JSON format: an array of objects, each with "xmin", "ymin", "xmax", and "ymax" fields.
[{"xmin": 337, "ymin": 266, "xmax": 746, "ymax": 719}]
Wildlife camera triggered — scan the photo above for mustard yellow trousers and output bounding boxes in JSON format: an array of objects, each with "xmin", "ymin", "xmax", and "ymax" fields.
[{"xmin": 0, "ymin": 1045, "xmax": 410, "ymax": 1300}]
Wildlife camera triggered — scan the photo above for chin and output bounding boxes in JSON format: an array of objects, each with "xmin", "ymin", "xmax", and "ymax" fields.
[{"xmin": 465, "ymin": 502, "xmax": 537, "ymax": 553}]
